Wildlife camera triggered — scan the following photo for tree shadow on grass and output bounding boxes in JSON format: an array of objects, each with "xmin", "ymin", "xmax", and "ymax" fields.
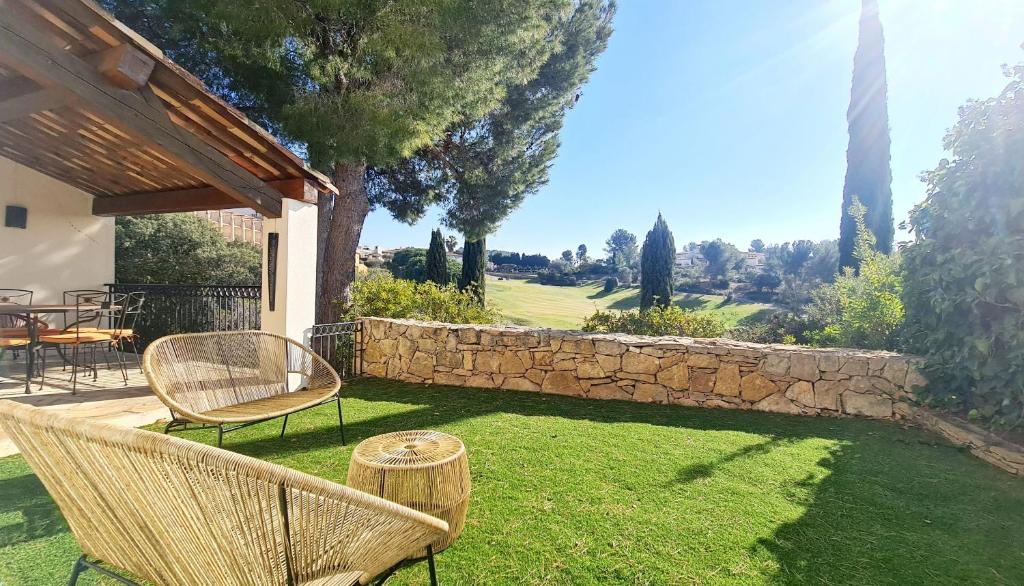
[
  {"xmin": 0, "ymin": 473, "xmax": 67, "ymax": 548},
  {"xmin": 670, "ymin": 436, "xmax": 798, "ymax": 484},
  {"xmin": 225, "ymin": 380, "xmax": 1024, "ymax": 584},
  {"xmin": 734, "ymin": 308, "xmax": 778, "ymax": 327}
]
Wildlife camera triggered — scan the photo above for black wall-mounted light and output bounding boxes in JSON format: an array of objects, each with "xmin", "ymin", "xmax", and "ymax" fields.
[{"xmin": 4, "ymin": 205, "xmax": 27, "ymax": 229}]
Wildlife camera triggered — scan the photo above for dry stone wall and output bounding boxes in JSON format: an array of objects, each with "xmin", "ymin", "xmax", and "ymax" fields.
[
  {"xmin": 359, "ymin": 318, "xmax": 1024, "ymax": 475},
  {"xmin": 360, "ymin": 318, "xmax": 925, "ymax": 420}
]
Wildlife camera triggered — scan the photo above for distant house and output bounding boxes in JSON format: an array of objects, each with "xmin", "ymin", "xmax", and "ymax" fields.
[
  {"xmin": 675, "ymin": 249, "xmax": 768, "ymax": 272},
  {"xmin": 357, "ymin": 246, "xmax": 398, "ymax": 264},
  {"xmin": 194, "ymin": 209, "xmax": 263, "ymax": 246},
  {"xmin": 674, "ymin": 250, "xmax": 706, "ymax": 269},
  {"xmin": 742, "ymin": 251, "xmax": 767, "ymax": 271}
]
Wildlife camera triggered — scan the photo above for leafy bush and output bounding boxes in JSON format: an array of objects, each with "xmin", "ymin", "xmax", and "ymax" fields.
[
  {"xmin": 116, "ymin": 214, "xmax": 260, "ymax": 285},
  {"xmin": 804, "ymin": 201, "xmax": 903, "ymax": 350},
  {"xmin": 603, "ymin": 277, "xmax": 618, "ymax": 293},
  {"xmin": 343, "ymin": 273, "xmax": 502, "ymax": 324},
  {"xmin": 536, "ymin": 270, "xmax": 578, "ymax": 286},
  {"xmin": 752, "ymin": 271, "xmax": 782, "ymax": 293},
  {"xmin": 902, "ymin": 66, "xmax": 1024, "ymax": 426},
  {"xmin": 582, "ymin": 306, "xmax": 725, "ymax": 338}
]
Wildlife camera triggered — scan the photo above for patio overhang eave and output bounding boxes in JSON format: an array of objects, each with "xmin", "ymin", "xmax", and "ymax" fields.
[{"xmin": 0, "ymin": 0, "xmax": 336, "ymax": 219}]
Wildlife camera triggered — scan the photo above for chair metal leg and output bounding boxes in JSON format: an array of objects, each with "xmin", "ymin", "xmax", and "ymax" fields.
[
  {"xmin": 70, "ymin": 344, "xmax": 78, "ymax": 395},
  {"xmin": 129, "ymin": 337, "xmax": 142, "ymax": 374},
  {"xmin": 427, "ymin": 545, "xmax": 438, "ymax": 586},
  {"xmin": 336, "ymin": 394, "xmax": 346, "ymax": 446},
  {"xmin": 67, "ymin": 555, "xmax": 87, "ymax": 586},
  {"xmin": 280, "ymin": 414, "xmax": 289, "ymax": 438}
]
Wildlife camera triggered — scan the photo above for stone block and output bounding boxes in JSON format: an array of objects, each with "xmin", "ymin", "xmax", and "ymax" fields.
[
  {"xmin": 525, "ymin": 369, "xmax": 546, "ymax": 385},
  {"xmin": 622, "ymin": 351, "xmax": 660, "ymax": 374},
  {"xmin": 690, "ymin": 371, "xmax": 716, "ymax": 393},
  {"xmin": 499, "ymin": 352, "xmax": 527, "ymax": 374},
  {"xmin": 633, "ymin": 383, "xmax": 668, "ymax": 403},
  {"xmin": 813, "ymin": 380, "xmax": 843, "ymax": 410},
  {"xmin": 656, "ymin": 363, "xmax": 689, "ymax": 389},
  {"xmin": 532, "ymin": 351, "xmax": 554, "ymax": 367},
  {"xmin": 577, "ymin": 360, "xmax": 607, "ymax": 379},
  {"xmin": 740, "ymin": 373, "xmax": 778, "ymax": 402},
  {"xmin": 754, "ymin": 393, "xmax": 802, "ymax": 415},
  {"xmin": 476, "ymin": 351, "xmax": 501, "ymax": 374},
  {"xmin": 589, "ymin": 383, "xmax": 631, "ymax": 400},
  {"xmin": 502, "ymin": 377, "xmax": 541, "ymax": 392},
  {"xmin": 714, "ymin": 363, "xmax": 741, "ymax": 397},
  {"xmin": 409, "ymin": 351, "xmax": 435, "ymax": 379},
  {"xmin": 841, "ymin": 391, "xmax": 892, "ymax": 418},
  {"xmin": 466, "ymin": 373, "xmax": 495, "ymax": 388},
  {"xmin": 790, "ymin": 354, "xmax": 820, "ymax": 381},
  {"xmin": 763, "ymin": 354, "xmax": 790, "ymax": 376},
  {"xmin": 687, "ymin": 354, "xmax": 719, "ymax": 369},
  {"xmin": 541, "ymin": 371, "xmax": 584, "ymax": 396},
  {"xmin": 785, "ymin": 381, "xmax": 815, "ymax": 406},
  {"xmin": 434, "ymin": 372, "xmax": 467, "ymax": 386},
  {"xmin": 594, "ymin": 340, "xmax": 627, "ymax": 355},
  {"xmin": 839, "ymin": 358, "xmax": 868, "ymax": 376},
  {"xmin": 596, "ymin": 353, "xmax": 621, "ymax": 373}
]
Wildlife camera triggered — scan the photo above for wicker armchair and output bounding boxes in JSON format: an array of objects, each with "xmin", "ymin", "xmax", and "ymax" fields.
[
  {"xmin": 144, "ymin": 331, "xmax": 344, "ymax": 447},
  {"xmin": 0, "ymin": 400, "xmax": 448, "ymax": 586}
]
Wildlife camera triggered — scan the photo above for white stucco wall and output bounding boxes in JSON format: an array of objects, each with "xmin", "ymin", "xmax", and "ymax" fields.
[
  {"xmin": 0, "ymin": 156, "xmax": 114, "ymax": 304},
  {"xmin": 261, "ymin": 198, "xmax": 317, "ymax": 344}
]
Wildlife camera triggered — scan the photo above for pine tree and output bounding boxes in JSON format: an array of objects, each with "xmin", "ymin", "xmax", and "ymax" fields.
[
  {"xmin": 839, "ymin": 0, "xmax": 894, "ymax": 271},
  {"xmin": 374, "ymin": 0, "xmax": 614, "ymax": 306},
  {"xmin": 640, "ymin": 213, "xmax": 676, "ymax": 310},
  {"xmin": 103, "ymin": 0, "xmax": 566, "ymax": 321},
  {"xmin": 426, "ymin": 229, "xmax": 449, "ymax": 285},
  {"xmin": 460, "ymin": 237, "xmax": 487, "ymax": 301}
]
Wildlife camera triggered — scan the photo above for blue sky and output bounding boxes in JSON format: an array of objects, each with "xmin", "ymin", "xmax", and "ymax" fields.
[{"xmin": 361, "ymin": 0, "xmax": 1024, "ymax": 258}]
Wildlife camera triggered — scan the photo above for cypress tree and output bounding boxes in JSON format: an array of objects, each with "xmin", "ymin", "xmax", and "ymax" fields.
[
  {"xmin": 839, "ymin": 0, "xmax": 894, "ymax": 271},
  {"xmin": 460, "ymin": 237, "xmax": 487, "ymax": 302},
  {"xmin": 640, "ymin": 213, "xmax": 676, "ymax": 310},
  {"xmin": 426, "ymin": 229, "xmax": 449, "ymax": 285}
]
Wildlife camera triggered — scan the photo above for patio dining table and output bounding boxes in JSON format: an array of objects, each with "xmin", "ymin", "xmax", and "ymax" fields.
[{"xmin": 0, "ymin": 303, "xmax": 111, "ymax": 394}]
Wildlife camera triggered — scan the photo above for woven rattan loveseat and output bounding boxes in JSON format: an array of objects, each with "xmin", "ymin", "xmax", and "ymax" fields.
[
  {"xmin": 0, "ymin": 400, "xmax": 448, "ymax": 586},
  {"xmin": 144, "ymin": 331, "xmax": 344, "ymax": 447}
]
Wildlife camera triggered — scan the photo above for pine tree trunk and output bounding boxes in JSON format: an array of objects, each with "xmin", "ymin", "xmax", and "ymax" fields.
[
  {"xmin": 460, "ymin": 237, "xmax": 486, "ymax": 303},
  {"xmin": 318, "ymin": 161, "xmax": 369, "ymax": 323}
]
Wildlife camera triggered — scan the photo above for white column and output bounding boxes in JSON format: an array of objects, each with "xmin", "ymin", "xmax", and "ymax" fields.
[{"xmin": 261, "ymin": 199, "xmax": 317, "ymax": 344}]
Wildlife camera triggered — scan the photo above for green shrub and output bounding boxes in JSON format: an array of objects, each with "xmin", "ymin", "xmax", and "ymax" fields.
[
  {"xmin": 902, "ymin": 66, "xmax": 1024, "ymax": 426},
  {"xmin": 116, "ymin": 214, "xmax": 261, "ymax": 285},
  {"xmin": 581, "ymin": 306, "xmax": 725, "ymax": 338},
  {"xmin": 343, "ymin": 272, "xmax": 502, "ymax": 324},
  {"xmin": 804, "ymin": 201, "xmax": 903, "ymax": 350},
  {"xmin": 603, "ymin": 277, "xmax": 618, "ymax": 293}
]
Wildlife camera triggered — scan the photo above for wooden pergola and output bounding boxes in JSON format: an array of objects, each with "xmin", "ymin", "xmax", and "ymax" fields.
[{"xmin": 0, "ymin": 0, "xmax": 336, "ymax": 219}]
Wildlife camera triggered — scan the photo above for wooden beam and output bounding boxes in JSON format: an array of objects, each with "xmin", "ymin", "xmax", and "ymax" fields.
[
  {"xmin": 86, "ymin": 44, "xmax": 155, "ymax": 89},
  {"xmin": 270, "ymin": 178, "xmax": 318, "ymax": 203},
  {"xmin": 92, "ymin": 186, "xmax": 237, "ymax": 216},
  {"xmin": 0, "ymin": 87, "xmax": 70, "ymax": 123},
  {"xmin": 91, "ymin": 178, "xmax": 318, "ymax": 216},
  {"xmin": 0, "ymin": 10, "xmax": 282, "ymax": 217}
]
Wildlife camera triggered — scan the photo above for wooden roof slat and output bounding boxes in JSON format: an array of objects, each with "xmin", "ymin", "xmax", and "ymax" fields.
[{"xmin": 0, "ymin": 7, "xmax": 285, "ymax": 217}]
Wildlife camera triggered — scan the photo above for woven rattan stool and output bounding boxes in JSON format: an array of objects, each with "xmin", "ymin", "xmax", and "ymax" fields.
[{"xmin": 348, "ymin": 430, "xmax": 470, "ymax": 552}]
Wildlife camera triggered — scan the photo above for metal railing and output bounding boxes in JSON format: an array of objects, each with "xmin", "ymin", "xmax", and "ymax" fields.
[
  {"xmin": 106, "ymin": 283, "xmax": 261, "ymax": 351},
  {"xmin": 310, "ymin": 321, "xmax": 362, "ymax": 380}
]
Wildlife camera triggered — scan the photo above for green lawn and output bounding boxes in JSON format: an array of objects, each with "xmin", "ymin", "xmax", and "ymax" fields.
[
  {"xmin": 2, "ymin": 378, "xmax": 1023, "ymax": 585},
  {"xmin": 487, "ymin": 277, "xmax": 776, "ymax": 330}
]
